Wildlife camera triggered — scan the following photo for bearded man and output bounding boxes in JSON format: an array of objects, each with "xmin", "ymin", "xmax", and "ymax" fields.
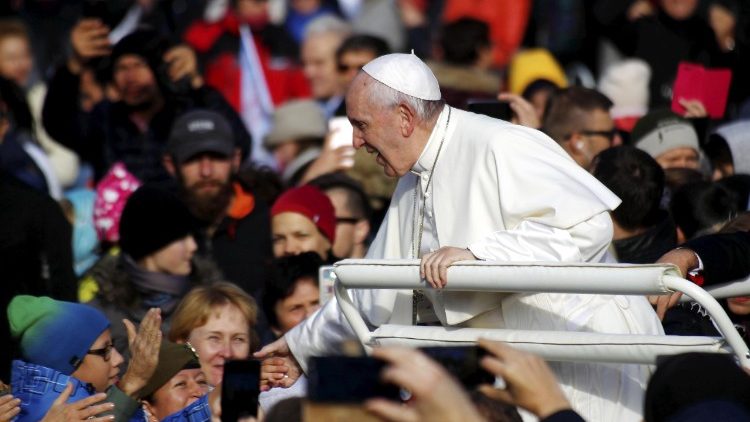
[{"xmin": 164, "ymin": 109, "xmax": 272, "ymax": 301}]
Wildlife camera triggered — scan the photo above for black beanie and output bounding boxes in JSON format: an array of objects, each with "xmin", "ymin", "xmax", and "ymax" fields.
[
  {"xmin": 644, "ymin": 352, "xmax": 750, "ymax": 422},
  {"xmin": 119, "ymin": 186, "xmax": 196, "ymax": 261},
  {"xmin": 107, "ymin": 28, "xmax": 169, "ymax": 80}
]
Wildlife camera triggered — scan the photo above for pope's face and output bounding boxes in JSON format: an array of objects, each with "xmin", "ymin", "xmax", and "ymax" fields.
[{"xmin": 346, "ymin": 75, "xmax": 414, "ymax": 178}]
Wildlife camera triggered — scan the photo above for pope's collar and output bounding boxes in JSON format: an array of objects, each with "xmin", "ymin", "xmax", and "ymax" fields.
[{"xmin": 410, "ymin": 104, "xmax": 450, "ymax": 176}]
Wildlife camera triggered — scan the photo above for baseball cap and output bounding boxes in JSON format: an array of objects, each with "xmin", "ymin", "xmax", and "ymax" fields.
[{"xmin": 167, "ymin": 109, "xmax": 235, "ymax": 164}]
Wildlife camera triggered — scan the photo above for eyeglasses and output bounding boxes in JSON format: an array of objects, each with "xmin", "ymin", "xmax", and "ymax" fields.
[
  {"xmin": 580, "ymin": 129, "xmax": 618, "ymax": 142},
  {"xmin": 337, "ymin": 63, "xmax": 364, "ymax": 73},
  {"xmin": 336, "ymin": 217, "xmax": 361, "ymax": 225},
  {"xmin": 87, "ymin": 342, "xmax": 114, "ymax": 362}
]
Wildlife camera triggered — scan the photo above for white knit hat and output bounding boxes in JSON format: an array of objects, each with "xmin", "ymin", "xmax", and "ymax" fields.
[
  {"xmin": 362, "ymin": 53, "xmax": 441, "ymax": 100},
  {"xmin": 598, "ymin": 59, "xmax": 651, "ymax": 119}
]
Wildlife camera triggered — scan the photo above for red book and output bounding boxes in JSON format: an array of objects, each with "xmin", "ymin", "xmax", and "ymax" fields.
[{"xmin": 671, "ymin": 62, "xmax": 732, "ymax": 119}]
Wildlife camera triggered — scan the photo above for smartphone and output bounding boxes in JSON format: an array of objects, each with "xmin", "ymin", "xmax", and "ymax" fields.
[
  {"xmin": 318, "ymin": 265, "xmax": 337, "ymax": 306},
  {"xmin": 308, "ymin": 356, "xmax": 401, "ymax": 403},
  {"xmin": 420, "ymin": 346, "xmax": 495, "ymax": 389},
  {"xmin": 467, "ymin": 99, "xmax": 512, "ymax": 121},
  {"xmin": 328, "ymin": 117, "xmax": 354, "ymax": 149},
  {"xmin": 221, "ymin": 360, "xmax": 260, "ymax": 420}
]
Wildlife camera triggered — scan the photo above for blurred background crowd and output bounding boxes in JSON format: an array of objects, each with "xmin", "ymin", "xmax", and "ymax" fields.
[{"xmin": 1, "ymin": 0, "xmax": 750, "ymax": 420}]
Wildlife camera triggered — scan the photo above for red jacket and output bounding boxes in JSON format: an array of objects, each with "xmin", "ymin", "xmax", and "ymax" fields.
[{"xmin": 184, "ymin": 12, "xmax": 311, "ymax": 111}]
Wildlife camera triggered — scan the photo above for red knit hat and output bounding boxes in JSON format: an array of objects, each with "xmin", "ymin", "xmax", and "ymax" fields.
[{"xmin": 271, "ymin": 185, "xmax": 336, "ymax": 244}]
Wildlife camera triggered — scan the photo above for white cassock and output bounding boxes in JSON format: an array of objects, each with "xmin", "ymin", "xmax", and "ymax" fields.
[{"xmin": 285, "ymin": 106, "xmax": 663, "ymax": 421}]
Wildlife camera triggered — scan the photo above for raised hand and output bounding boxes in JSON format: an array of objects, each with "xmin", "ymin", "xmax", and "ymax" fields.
[
  {"xmin": 119, "ymin": 308, "xmax": 162, "ymax": 397},
  {"xmin": 478, "ymin": 339, "xmax": 572, "ymax": 419},
  {"xmin": 364, "ymin": 347, "xmax": 484, "ymax": 422},
  {"xmin": 68, "ymin": 19, "xmax": 111, "ymax": 74}
]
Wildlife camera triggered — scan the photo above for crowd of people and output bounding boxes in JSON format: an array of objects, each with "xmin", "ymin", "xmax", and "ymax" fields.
[{"xmin": 1, "ymin": 0, "xmax": 750, "ymax": 420}]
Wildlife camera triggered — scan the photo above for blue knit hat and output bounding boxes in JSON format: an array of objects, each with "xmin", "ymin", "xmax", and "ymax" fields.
[{"xmin": 7, "ymin": 296, "xmax": 111, "ymax": 375}]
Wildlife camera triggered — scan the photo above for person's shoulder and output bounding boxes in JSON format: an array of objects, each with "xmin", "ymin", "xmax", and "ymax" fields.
[{"xmin": 454, "ymin": 108, "xmax": 551, "ymax": 147}]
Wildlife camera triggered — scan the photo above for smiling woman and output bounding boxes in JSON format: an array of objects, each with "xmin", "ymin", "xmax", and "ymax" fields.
[{"xmin": 168, "ymin": 282, "xmax": 258, "ymax": 386}]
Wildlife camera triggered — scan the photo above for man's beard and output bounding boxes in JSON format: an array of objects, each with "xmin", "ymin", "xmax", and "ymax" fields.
[{"xmin": 178, "ymin": 175, "xmax": 234, "ymax": 224}]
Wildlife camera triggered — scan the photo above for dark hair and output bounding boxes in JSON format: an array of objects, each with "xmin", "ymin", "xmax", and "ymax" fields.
[
  {"xmin": 670, "ymin": 181, "xmax": 739, "ymax": 240},
  {"xmin": 308, "ymin": 173, "xmax": 372, "ymax": 220},
  {"xmin": 521, "ymin": 79, "xmax": 559, "ymax": 102},
  {"xmin": 593, "ymin": 146, "xmax": 665, "ymax": 230},
  {"xmin": 704, "ymin": 133, "xmax": 733, "ymax": 170},
  {"xmin": 542, "ymin": 86, "xmax": 614, "ymax": 143},
  {"xmin": 335, "ymin": 34, "xmax": 390, "ymax": 63},
  {"xmin": 439, "ymin": 18, "xmax": 490, "ymax": 65},
  {"xmin": 262, "ymin": 252, "xmax": 323, "ymax": 329}
]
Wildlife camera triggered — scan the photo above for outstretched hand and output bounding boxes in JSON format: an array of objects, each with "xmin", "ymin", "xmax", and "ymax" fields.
[
  {"xmin": 119, "ymin": 308, "xmax": 162, "ymax": 397},
  {"xmin": 41, "ymin": 383, "xmax": 114, "ymax": 422},
  {"xmin": 253, "ymin": 337, "xmax": 302, "ymax": 390}
]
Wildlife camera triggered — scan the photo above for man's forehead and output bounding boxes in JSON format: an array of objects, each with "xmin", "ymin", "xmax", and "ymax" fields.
[
  {"xmin": 115, "ymin": 54, "xmax": 148, "ymax": 67},
  {"xmin": 180, "ymin": 151, "xmax": 232, "ymax": 165}
]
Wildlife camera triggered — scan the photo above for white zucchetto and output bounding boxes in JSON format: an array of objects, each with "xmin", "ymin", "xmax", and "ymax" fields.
[{"xmin": 362, "ymin": 53, "xmax": 442, "ymax": 101}]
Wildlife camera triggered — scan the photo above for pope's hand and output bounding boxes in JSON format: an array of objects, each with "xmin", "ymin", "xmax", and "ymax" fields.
[
  {"xmin": 253, "ymin": 337, "xmax": 302, "ymax": 390},
  {"xmin": 420, "ymin": 246, "xmax": 477, "ymax": 288}
]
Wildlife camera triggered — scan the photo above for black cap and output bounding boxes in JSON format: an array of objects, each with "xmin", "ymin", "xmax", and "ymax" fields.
[{"xmin": 167, "ymin": 109, "xmax": 235, "ymax": 164}]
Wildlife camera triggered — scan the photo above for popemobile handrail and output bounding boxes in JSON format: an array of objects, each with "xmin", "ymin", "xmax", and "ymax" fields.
[{"xmin": 332, "ymin": 259, "xmax": 750, "ymax": 369}]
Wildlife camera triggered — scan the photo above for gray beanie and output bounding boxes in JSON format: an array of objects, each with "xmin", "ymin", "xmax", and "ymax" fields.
[
  {"xmin": 632, "ymin": 110, "xmax": 699, "ymax": 159},
  {"xmin": 264, "ymin": 100, "xmax": 327, "ymax": 148}
]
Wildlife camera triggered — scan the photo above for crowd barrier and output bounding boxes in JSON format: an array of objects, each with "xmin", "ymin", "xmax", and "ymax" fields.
[{"xmin": 332, "ymin": 260, "xmax": 750, "ymax": 370}]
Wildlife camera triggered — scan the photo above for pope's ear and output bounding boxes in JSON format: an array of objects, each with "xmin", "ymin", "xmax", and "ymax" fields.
[{"xmin": 397, "ymin": 103, "xmax": 416, "ymax": 137}]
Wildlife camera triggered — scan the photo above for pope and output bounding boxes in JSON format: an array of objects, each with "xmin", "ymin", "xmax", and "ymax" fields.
[{"xmin": 256, "ymin": 53, "xmax": 662, "ymax": 421}]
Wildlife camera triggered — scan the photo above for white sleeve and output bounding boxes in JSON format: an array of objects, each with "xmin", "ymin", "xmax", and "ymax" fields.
[
  {"xmin": 284, "ymin": 295, "xmax": 354, "ymax": 373},
  {"xmin": 468, "ymin": 211, "xmax": 613, "ymax": 263}
]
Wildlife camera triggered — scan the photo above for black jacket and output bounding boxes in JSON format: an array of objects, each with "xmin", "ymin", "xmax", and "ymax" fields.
[
  {"xmin": 192, "ymin": 179, "xmax": 273, "ymax": 300},
  {"xmin": 612, "ymin": 216, "xmax": 678, "ymax": 264},
  {"xmin": 0, "ymin": 171, "xmax": 77, "ymax": 379},
  {"xmin": 42, "ymin": 65, "xmax": 251, "ymax": 183}
]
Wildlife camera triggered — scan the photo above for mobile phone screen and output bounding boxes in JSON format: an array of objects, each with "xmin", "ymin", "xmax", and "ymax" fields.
[
  {"xmin": 221, "ymin": 360, "xmax": 260, "ymax": 421},
  {"xmin": 420, "ymin": 346, "xmax": 495, "ymax": 388},
  {"xmin": 318, "ymin": 266, "xmax": 337, "ymax": 306}
]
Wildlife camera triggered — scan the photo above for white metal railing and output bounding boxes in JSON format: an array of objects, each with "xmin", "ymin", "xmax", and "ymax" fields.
[{"xmin": 332, "ymin": 260, "xmax": 750, "ymax": 369}]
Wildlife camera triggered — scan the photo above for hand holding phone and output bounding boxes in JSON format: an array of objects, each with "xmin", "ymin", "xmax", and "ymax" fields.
[
  {"xmin": 221, "ymin": 360, "xmax": 260, "ymax": 421},
  {"xmin": 420, "ymin": 346, "xmax": 496, "ymax": 389}
]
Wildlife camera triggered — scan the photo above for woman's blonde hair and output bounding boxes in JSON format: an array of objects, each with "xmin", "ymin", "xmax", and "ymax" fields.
[{"xmin": 169, "ymin": 282, "xmax": 259, "ymax": 350}]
